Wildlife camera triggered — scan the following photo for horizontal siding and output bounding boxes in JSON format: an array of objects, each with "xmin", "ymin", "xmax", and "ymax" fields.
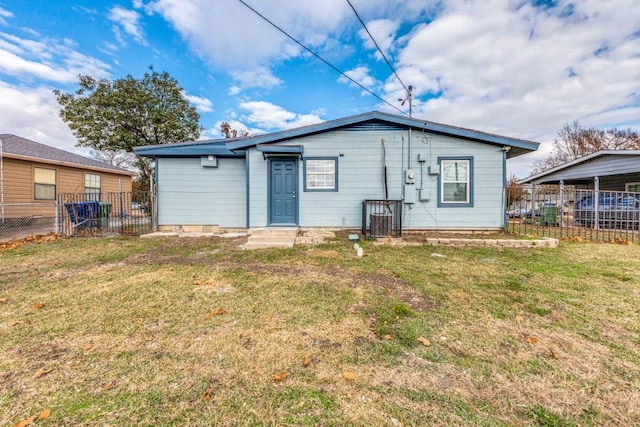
[
  {"xmin": 248, "ymin": 129, "xmax": 505, "ymax": 229},
  {"xmin": 4, "ymin": 158, "xmax": 131, "ymax": 203},
  {"xmin": 158, "ymin": 157, "xmax": 246, "ymax": 227},
  {"xmin": 3, "ymin": 158, "xmax": 32, "ymax": 203}
]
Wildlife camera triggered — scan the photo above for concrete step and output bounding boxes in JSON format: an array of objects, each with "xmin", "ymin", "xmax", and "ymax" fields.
[{"xmin": 244, "ymin": 227, "xmax": 298, "ymax": 249}]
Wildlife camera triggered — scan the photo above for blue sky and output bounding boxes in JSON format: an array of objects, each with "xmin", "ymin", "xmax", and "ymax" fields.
[{"xmin": 1, "ymin": 0, "xmax": 639, "ymax": 177}]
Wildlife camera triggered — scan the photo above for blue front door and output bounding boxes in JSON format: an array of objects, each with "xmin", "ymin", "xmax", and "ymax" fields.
[{"xmin": 269, "ymin": 158, "xmax": 298, "ymax": 225}]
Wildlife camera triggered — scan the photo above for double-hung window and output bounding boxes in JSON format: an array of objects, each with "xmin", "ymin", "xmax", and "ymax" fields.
[
  {"xmin": 85, "ymin": 173, "xmax": 101, "ymax": 201},
  {"xmin": 439, "ymin": 158, "xmax": 473, "ymax": 207},
  {"xmin": 304, "ymin": 158, "xmax": 338, "ymax": 191},
  {"xmin": 34, "ymin": 167, "xmax": 56, "ymax": 200}
]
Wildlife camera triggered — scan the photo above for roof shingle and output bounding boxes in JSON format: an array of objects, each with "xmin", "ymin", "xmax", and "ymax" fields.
[{"xmin": 0, "ymin": 134, "xmax": 134, "ymax": 175}]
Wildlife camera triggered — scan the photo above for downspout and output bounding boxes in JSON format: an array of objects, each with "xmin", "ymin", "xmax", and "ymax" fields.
[
  {"xmin": 502, "ymin": 146, "xmax": 511, "ymax": 228},
  {"xmin": 245, "ymin": 150, "xmax": 250, "ymax": 229},
  {"xmin": 594, "ymin": 176, "xmax": 599, "ymax": 230},
  {"xmin": 152, "ymin": 158, "xmax": 158, "ymax": 231}
]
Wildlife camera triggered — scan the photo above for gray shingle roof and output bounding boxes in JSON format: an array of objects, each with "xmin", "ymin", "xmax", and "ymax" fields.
[{"xmin": 0, "ymin": 134, "xmax": 134, "ymax": 175}]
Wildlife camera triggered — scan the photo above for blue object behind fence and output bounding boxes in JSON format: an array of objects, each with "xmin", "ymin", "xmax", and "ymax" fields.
[{"xmin": 64, "ymin": 201, "xmax": 100, "ymax": 228}]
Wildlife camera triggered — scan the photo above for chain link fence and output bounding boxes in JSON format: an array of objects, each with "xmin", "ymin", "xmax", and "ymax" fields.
[
  {"xmin": 508, "ymin": 185, "xmax": 640, "ymax": 243},
  {"xmin": 0, "ymin": 203, "xmax": 58, "ymax": 242}
]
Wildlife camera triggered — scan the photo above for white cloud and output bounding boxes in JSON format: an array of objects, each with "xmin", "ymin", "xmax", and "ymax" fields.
[
  {"xmin": 147, "ymin": 0, "xmax": 352, "ymax": 68},
  {"xmin": 358, "ymin": 19, "xmax": 400, "ymax": 61},
  {"xmin": 0, "ymin": 32, "xmax": 110, "ymax": 83},
  {"xmin": 337, "ymin": 66, "xmax": 378, "ymax": 95},
  {"xmin": 0, "ymin": 7, "xmax": 13, "ymax": 26},
  {"xmin": 0, "ymin": 81, "xmax": 78, "ymax": 153},
  {"xmin": 239, "ymin": 101, "xmax": 324, "ymax": 130},
  {"xmin": 108, "ymin": 6, "xmax": 147, "ymax": 46},
  {"xmin": 183, "ymin": 92, "xmax": 213, "ymax": 113},
  {"xmin": 228, "ymin": 85, "xmax": 241, "ymax": 96},
  {"xmin": 230, "ymin": 67, "xmax": 282, "ymax": 91}
]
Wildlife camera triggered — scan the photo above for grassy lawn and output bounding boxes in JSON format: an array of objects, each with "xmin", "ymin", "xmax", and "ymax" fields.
[{"xmin": 1, "ymin": 236, "xmax": 638, "ymax": 426}]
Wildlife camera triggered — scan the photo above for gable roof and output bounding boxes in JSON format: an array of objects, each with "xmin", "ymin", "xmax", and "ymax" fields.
[
  {"xmin": 134, "ymin": 111, "xmax": 539, "ymax": 159},
  {"xmin": 0, "ymin": 134, "xmax": 135, "ymax": 176},
  {"xmin": 519, "ymin": 150, "xmax": 640, "ymax": 185}
]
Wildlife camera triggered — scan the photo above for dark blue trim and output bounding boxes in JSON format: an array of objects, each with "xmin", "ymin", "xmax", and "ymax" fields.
[
  {"xmin": 257, "ymin": 144, "xmax": 303, "ymax": 154},
  {"xmin": 245, "ymin": 150, "xmax": 250, "ymax": 229},
  {"xmin": 303, "ymin": 157, "xmax": 339, "ymax": 192},
  {"xmin": 267, "ymin": 157, "xmax": 299, "ymax": 226},
  {"xmin": 437, "ymin": 157, "xmax": 474, "ymax": 208}
]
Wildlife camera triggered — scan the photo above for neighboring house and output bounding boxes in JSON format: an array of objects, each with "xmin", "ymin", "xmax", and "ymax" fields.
[
  {"xmin": 134, "ymin": 111, "xmax": 538, "ymax": 232},
  {"xmin": 519, "ymin": 150, "xmax": 640, "ymax": 191},
  {"xmin": 0, "ymin": 134, "xmax": 135, "ymax": 204}
]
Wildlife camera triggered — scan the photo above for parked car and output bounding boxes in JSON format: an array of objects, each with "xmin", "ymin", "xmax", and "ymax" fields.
[
  {"xmin": 574, "ymin": 193, "xmax": 640, "ymax": 229},
  {"xmin": 507, "ymin": 208, "xmax": 524, "ymax": 218}
]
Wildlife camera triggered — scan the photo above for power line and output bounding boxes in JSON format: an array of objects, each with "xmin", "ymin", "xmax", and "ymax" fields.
[
  {"xmin": 235, "ymin": 0, "xmax": 406, "ymax": 116},
  {"xmin": 346, "ymin": 0, "xmax": 408, "ymax": 94}
]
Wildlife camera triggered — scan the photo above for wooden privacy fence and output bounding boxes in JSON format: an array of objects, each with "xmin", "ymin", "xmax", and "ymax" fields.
[{"xmin": 58, "ymin": 192, "xmax": 152, "ymax": 237}]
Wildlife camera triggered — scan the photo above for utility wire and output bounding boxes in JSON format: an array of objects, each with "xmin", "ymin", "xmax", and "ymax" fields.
[
  {"xmin": 346, "ymin": 0, "xmax": 408, "ymax": 94},
  {"xmin": 235, "ymin": 0, "xmax": 406, "ymax": 116}
]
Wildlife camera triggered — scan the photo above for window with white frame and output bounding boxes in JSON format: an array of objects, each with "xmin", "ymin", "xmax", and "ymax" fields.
[
  {"xmin": 305, "ymin": 158, "xmax": 337, "ymax": 191},
  {"xmin": 34, "ymin": 167, "xmax": 56, "ymax": 200},
  {"xmin": 85, "ymin": 173, "xmax": 101, "ymax": 200},
  {"xmin": 626, "ymin": 182, "xmax": 640, "ymax": 193},
  {"xmin": 440, "ymin": 158, "xmax": 472, "ymax": 205}
]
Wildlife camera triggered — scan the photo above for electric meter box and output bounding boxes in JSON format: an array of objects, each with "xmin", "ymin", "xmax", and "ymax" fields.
[{"xmin": 405, "ymin": 169, "xmax": 416, "ymax": 184}]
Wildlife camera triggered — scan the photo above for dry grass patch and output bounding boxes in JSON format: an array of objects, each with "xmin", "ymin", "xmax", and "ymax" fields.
[{"xmin": 1, "ymin": 237, "xmax": 639, "ymax": 426}]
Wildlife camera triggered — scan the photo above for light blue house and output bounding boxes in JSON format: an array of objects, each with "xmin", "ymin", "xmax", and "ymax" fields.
[{"xmin": 134, "ymin": 111, "xmax": 538, "ymax": 234}]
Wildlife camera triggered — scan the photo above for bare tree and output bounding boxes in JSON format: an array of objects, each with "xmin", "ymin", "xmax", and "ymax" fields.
[
  {"xmin": 532, "ymin": 122, "xmax": 640, "ymax": 174},
  {"xmin": 89, "ymin": 149, "xmax": 137, "ymax": 171},
  {"xmin": 220, "ymin": 121, "xmax": 250, "ymax": 139},
  {"xmin": 506, "ymin": 175, "xmax": 527, "ymax": 208}
]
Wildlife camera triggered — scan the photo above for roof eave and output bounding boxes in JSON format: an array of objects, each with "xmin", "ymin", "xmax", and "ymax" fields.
[{"xmin": 3, "ymin": 152, "xmax": 136, "ymax": 176}]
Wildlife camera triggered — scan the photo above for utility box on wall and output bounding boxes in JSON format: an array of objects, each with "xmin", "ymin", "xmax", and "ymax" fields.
[
  {"xmin": 200, "ymin": 155, "xmax": 218, "ymax": 167},
  {"xmin": 404, "ymin": 185, "xmax": 416, "ymax": 204}
]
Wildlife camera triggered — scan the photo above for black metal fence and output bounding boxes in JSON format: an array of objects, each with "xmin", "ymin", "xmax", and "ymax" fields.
[
  {"xmin": 58, "ymin": 192, "xmax": 152, "ymax": 237},
  {"xmin": 362, "ymin": 200, "xmax": 403, "ymax": 238},
  {"xmin": 508, "ymin": 186, "xmax": 640, "ymax": 243}
]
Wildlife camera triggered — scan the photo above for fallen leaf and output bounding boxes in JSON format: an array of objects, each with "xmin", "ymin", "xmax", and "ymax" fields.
[
  {"xmin": 384, "ymin": 334, "xmax": 392, "ymax": 340},
  {"xmin": 622, "ymin": 267, "xmax": 633, "ymax": 272},
  {"xmin": 193, "ymin": 280, "xmax": 202, "ymax": 286},
  {"xmin": 272, "ymin": 372, "xmax": 287, "ymax": 381},
  {"xmin": 343, "ymin": 371, "xmax": 355, "ymax": 381},
  {"xmin": 302, "ymin": 356, "xmax": 310, "ymax": 367},
  {"xmin": 103, "ymin": 379, "xmax": 116, "ymax": 389},
  {"xmin": 210, "ymin": 308, "xmax": 227, "ymax": 316},
  {"xmin": 593, "ymin": 256, "xmax": 602, "ymax": 260},
  {"xmin": 417, "ymin": 337, "xmax": 431, "ymax": 347},
  {"xmin": 203, "ymin": 387, "xmax": 213, "ymax": 401},
  {"xmin": 515, "ymin": 315, "xmax": 524, "ymax": 323},
  {"xmin": 32, "ymin": 303, "xmax": 45, "ymax": 310},
  {"xmin": 33, "ymin": 368, "xmax": 51, "ymax": 379},
  {"xmin": 37, "ymin": 408, "xmax": 51, "ymax": 420},
  {"xmin": 12, "ymin": 415, "xmax": 35, "ymax": 427},
  {"xmin": 548, "ymin": 347, "xmax": 558, "ymax": 359},
  {"xmin": 0, "ymin": 297, "xmax": 6, "ymax": 303},
  {"xmin": 84, "ymin": 343, "xmax": 93, "ymax": 351},
  {"xmin": 525, "ymin": 336, "xmax": 538, "ymax": 344},
  {"xmin": 9, "ymin": 320, "xmax": 23, "ymax": 327}
]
